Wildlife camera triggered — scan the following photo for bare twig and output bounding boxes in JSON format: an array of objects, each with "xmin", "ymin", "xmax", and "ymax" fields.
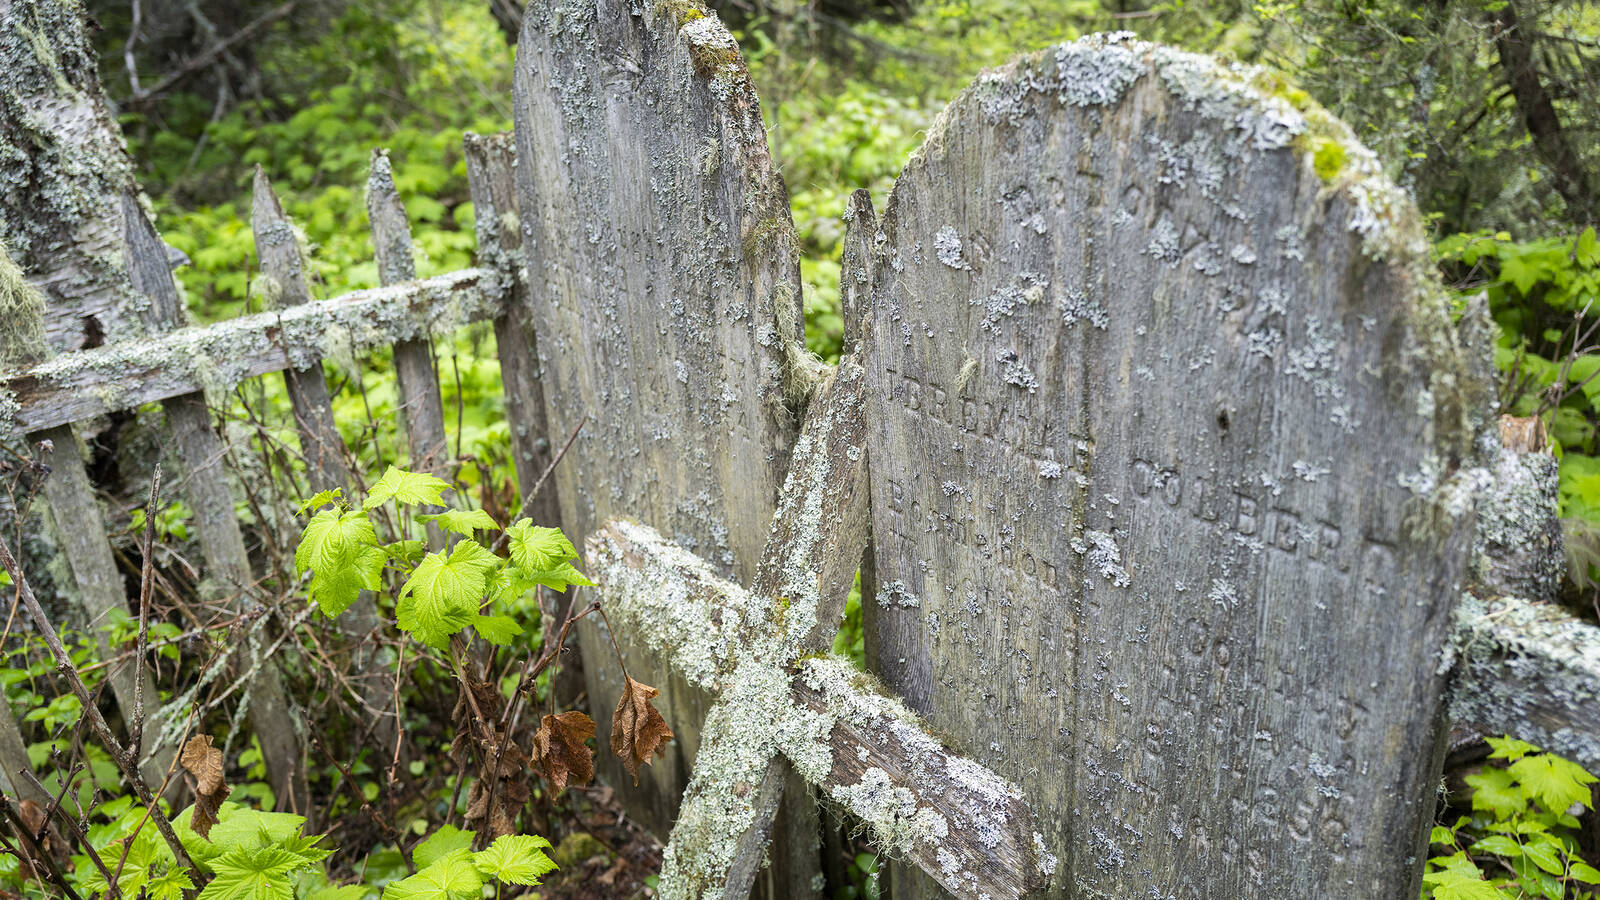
[
  {"xmin": 490, "ymin": 415, "xmax": 587, "ymax": 554},
  {"xmin": 0, "ymin": 534, "xmax": 193, "ymax": 872}
]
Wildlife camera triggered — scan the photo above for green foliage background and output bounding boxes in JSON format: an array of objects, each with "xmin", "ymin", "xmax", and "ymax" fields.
[{"xmin": 39, "ymin": 0, "xmax": 1597, "ymax": 897}]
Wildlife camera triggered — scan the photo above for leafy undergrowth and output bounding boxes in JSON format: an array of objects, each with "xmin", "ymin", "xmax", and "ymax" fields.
[{"xmin": 1425, "ymin": 738, "xmax": 1600, "ymax": 899}]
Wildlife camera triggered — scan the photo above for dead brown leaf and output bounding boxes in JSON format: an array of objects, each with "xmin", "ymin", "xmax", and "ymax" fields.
[
  {"xmin": 533, "ymin": 710, "xmax": 595, "ymax": 793},
  {"xmin": 610, "ymin": 676, "xmax": 674, "ymax": 785},
  {"xmin": 180, "ymin": 734, "xmax": 231, "ymax": 838}
]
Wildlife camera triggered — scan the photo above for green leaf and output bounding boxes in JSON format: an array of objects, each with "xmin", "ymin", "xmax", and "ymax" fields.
[
  {"xmin": 472, "ymin": 834, "xmax": 557, "ymax": 886},
  {"xmin": 305, "ymin": 885, "xmax": 369, "ymax": 900},
  {"xmin": 1466, "ymin": 766, "xmax": 1527, "ymax": 819},
  {"xmin": 1423, "ymin": 852, "xmax": 1506, "ymax": 900},
  {"xmin": 1469, "ymin": 835, "xmax": 1522, "ymax": 858},
  {"xmin": 383, "ymin": 849, "xmax": 484, "ymax": 900},
  {"xmin": 529, "ymin": 561, "xmax": 594, "ymax": 593},
  {"xmin": 416, "ymin": 509, "xmax": 499, "ymax": 536},
  {"xmin": 299, "ymin": 488, "xmax": 343, "ymax": 515},
  {"xmin": 1430, "ymin": 825, "xmax": 1457, "ymax": 846},
  {"xmin": 296, "ymin": 509, "xmax": 384, "ymax": 617},
  {"xmin": 1522, "ymin": 837, "xmax": 1564, "ymax": 875},
  {"xmin": 201, "ymin": 846, "xmax": 309, "ymax": 900},
  {"xmin": 1488, "ymin": 736, "xmax": 1541, "ymax": 763},
  {"xmin": 146, "ymin": 867, "xmax": 195, "ymax": 900},
  {"xmin": 505, "ymin": 520, "xmax": 579, "ymax": 573},
  {"xmin": 414, "ymin": 825, "xmax": 474, "ymax": 869},
  {"xmin": 1569, "ymin": 860, "xmax": 1600, "ymax": 883},
  {"xmin": 1509, "ymin": 753, "xmax": 1598, "ymax": 814},
  {"xmin": 398, "ymin": 542, "xmax": 499, "ymax": 649},
  {"xmin": 363, "ymin": 467, "xmax": 450, "ymax": 511},
  {"xmin": 385, "ymin": 540, "xmax": 428, "ymax": 566},
  {"xmin": 472, "ymin": 615, "xmax": 522, "ymax": 646}
]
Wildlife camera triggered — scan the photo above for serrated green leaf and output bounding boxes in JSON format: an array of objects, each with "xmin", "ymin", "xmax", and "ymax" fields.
[
  {"xmin": 1467, "ymin": 766, "xmax": 1527, "ymax": 819},
  {"xmin": 299, "ymin": 488, "xmax": 343, "ymax": 515},
  {"xmin": 1487, "ymin": 736, "xmax": 1540, "ymax": 763},
  {"xmin": 295, "ymin": 509, "xmax": 384, "ymax": 617},
  {"xmin": 472, "ymin": 615, "xmax": 522, "ymax": 646},
  {"xmin": 363, "ymin": 467, "xmax": 450, "ymax": 511},
  {"xmin": 416, "ymin": 509, "xmax": 499, "ymax": 536},
  {"xmin": 398, "ymin": 542, "xmax": 499, "ymax": 649},
  {"xmin": 505, "ymin": 520, "xmax": 579, "ymax": 573},
  {"xmin": 1469, "ymin": 835, "xmax": 1522, "ymax": 858},
  {"xmin": 383, "ymin": 849, "xmax": 484, "ymax": 900},
  {"xmin": 473, "ymin": 834, "xmax": 557, "ymax": 886},
  {"xmin": 201, "ymin": 846, "xmax": 310, "ymax": 900},
  {"xmin": 385, "ymin": 540, "xmax": 427, "ymax": 566},
  {"xmin": 1510, "ymin": 753, "xmax": 1598, "ymax": 814},
  {"xmin": 414, "ymin": 825, "xmax": 475, "ymax": 869},
  {"xmin": 147, "ymin": 866, "xmax": 195, "ymax": 900},
  {"xmin": 529, "ymin": 561, "xmax": 593, "ymax": 592}
]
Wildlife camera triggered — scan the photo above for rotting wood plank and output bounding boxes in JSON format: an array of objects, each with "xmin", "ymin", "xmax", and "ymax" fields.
[
  {"xmin": 462, "ymin": 132, "xmax": 561, "ymax": 529},
  {"xmin": 122, "ymin": 192, "xmax": 312, "ymax": 824},
  {"xmin": 1, "ymin": 268, "xmax": 494, "ymax": 436},
  {"xmin": 367, "ymin": 150, "xmax": 449, "ymax": 483}
]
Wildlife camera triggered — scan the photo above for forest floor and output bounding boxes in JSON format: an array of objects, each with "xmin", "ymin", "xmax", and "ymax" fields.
[{"xmin": 538, "ymin": 784, "xmax": 663, "ymax": 899}]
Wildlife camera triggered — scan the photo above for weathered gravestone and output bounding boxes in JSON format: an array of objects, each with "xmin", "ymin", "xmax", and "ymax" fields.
[
  {"xmin": 511, "ymin": 0, "xmax": 823, "ymax": 881},
  {"xmin": 857, "ymin": 34, "xmax": 1488, "ymax": 899}
]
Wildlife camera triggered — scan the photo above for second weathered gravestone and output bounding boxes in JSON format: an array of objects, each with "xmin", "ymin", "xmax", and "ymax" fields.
[
  {"xmin": 860, "ymin": 35, "xmax": 1487, "ymax": 898},
  {"xmin": 511, "ymin": 0, "xmax": 820, "ymax": 879}
]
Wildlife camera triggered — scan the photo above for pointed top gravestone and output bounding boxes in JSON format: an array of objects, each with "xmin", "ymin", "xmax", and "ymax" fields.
[
  {"xmin": 859, "ymin": 33, "xmax": 1488, "ymax": 899},
  {"xmin": 511, "ymin": 0, "xmax": 819, "ymax": 862}
]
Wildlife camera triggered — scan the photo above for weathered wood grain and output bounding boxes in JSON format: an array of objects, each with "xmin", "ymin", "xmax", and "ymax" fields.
[
  {"xmin": 588, "ymin": 519, "xmax": 1047, "ymax": 900},
  {"xmin": 251, "ymin": 167, "xmax": 352, "ymax": 494},
  {"xmin": 368, "ymin": 150, "xmax": 450, "ymax": 483},
  {"xmin": 1451, "ymin": 595, "xmax": 1600, "ymax": 771},
  {"xmin": 859, "ymin": 36, "xmax": 1484, "ymax": 899},
  {"xmin": 35, "ymin": 424, "xmax": 172, "ymax": 787},
  {"xmin": 123, "ymin": 193, "xmax": 313, "ymax": 824},
  {"xmin": 513, "ymin": 0, "xmax": 811, "ymax": 858},
  {"xmin": 657, "ymin": 359, "xmax": 868, "ymax": 899},
  {"xmin": 462, "ymin": 131, "xmax": 562, "ymax": 528},
  {"xmin": 1, "ymin": 268, "xmax": 494, "ymax": 436}
]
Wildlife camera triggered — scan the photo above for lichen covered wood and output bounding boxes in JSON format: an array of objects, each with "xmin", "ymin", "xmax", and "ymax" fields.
[
  {"xmin": 860, "ymin": 32, "xmax": 1484, "ymax": 899},
  {"xmin": 513, "ymin": 0, "xmax": 812, "ymax": 855},
  {"xmin": 1, "ymin": 267, "xmax": 496, "ymax": 436}
]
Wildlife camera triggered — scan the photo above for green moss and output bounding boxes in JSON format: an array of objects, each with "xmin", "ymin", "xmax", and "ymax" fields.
[
  {"xmin": 1311, "ymin": 137, "xmax": 1347, "ymax": 182},
  {"xmin": 0, "ymin": 238, "xmax": 47, "ymax": 368},
  {"xmin": 654, "ymin": 0, "xmax": 708, "ymax": 30}
]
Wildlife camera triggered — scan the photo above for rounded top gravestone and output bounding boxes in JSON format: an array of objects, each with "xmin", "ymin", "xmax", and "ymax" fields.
[{"xmin": 860, "ymin": 33, "xmax": 1488, "ymax": 899}]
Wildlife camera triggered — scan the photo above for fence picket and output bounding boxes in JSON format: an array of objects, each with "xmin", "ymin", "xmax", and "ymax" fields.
[
  {"xmin": 121, "ymin": 192, "xmax": 312, "ymax": 824},
  {"xmin": 366, "ymin": 151, "xmax": 449, "ymax": 480},
  {"xmin": 34, "ymin": 424, "xmax": 172, "ymax": 788},
  {"xmin": 251, "ymin": 168, "xmax": 393, "ymax": 757},
  {"xmin": 462, "ymin": 132, "xmax": 561, "ymax": 529}
]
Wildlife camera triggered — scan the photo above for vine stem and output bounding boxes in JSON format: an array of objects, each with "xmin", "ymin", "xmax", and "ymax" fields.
[{"xmin": 0, "ymin": 533, "xmax": 194, "ymax": 873}]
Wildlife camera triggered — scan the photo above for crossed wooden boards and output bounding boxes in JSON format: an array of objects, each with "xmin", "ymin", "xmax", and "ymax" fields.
[
  {"xmin": 589, "ymin": 353, "xmax": 1049, "ymax": 900},
  {"xmin": 515, "ymin": 1, "xmax": 1489, "ymax": 898}
]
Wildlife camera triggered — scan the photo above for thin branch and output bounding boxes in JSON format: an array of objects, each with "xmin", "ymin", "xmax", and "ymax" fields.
[{"xmin": 0, "ymin": 534, "xmax": 193, "ymax": 872}]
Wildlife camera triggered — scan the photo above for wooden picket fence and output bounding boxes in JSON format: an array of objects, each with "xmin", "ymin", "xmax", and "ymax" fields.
[{"xmin": 0, "ymin": 132, "xmax": 558, "ymax": 819}]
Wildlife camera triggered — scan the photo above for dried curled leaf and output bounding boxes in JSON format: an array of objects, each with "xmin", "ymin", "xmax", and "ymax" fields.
[
  {"xmin": 180, "ymin": 734, "xmax": 231, "ymax": 838},
  {"xmin": 610, "ymin": 676, "xmax": 674, "ymax": 784},
  {"xmin": 532, "ymin": 710, "xmax": 595, "ymax": 794}
]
